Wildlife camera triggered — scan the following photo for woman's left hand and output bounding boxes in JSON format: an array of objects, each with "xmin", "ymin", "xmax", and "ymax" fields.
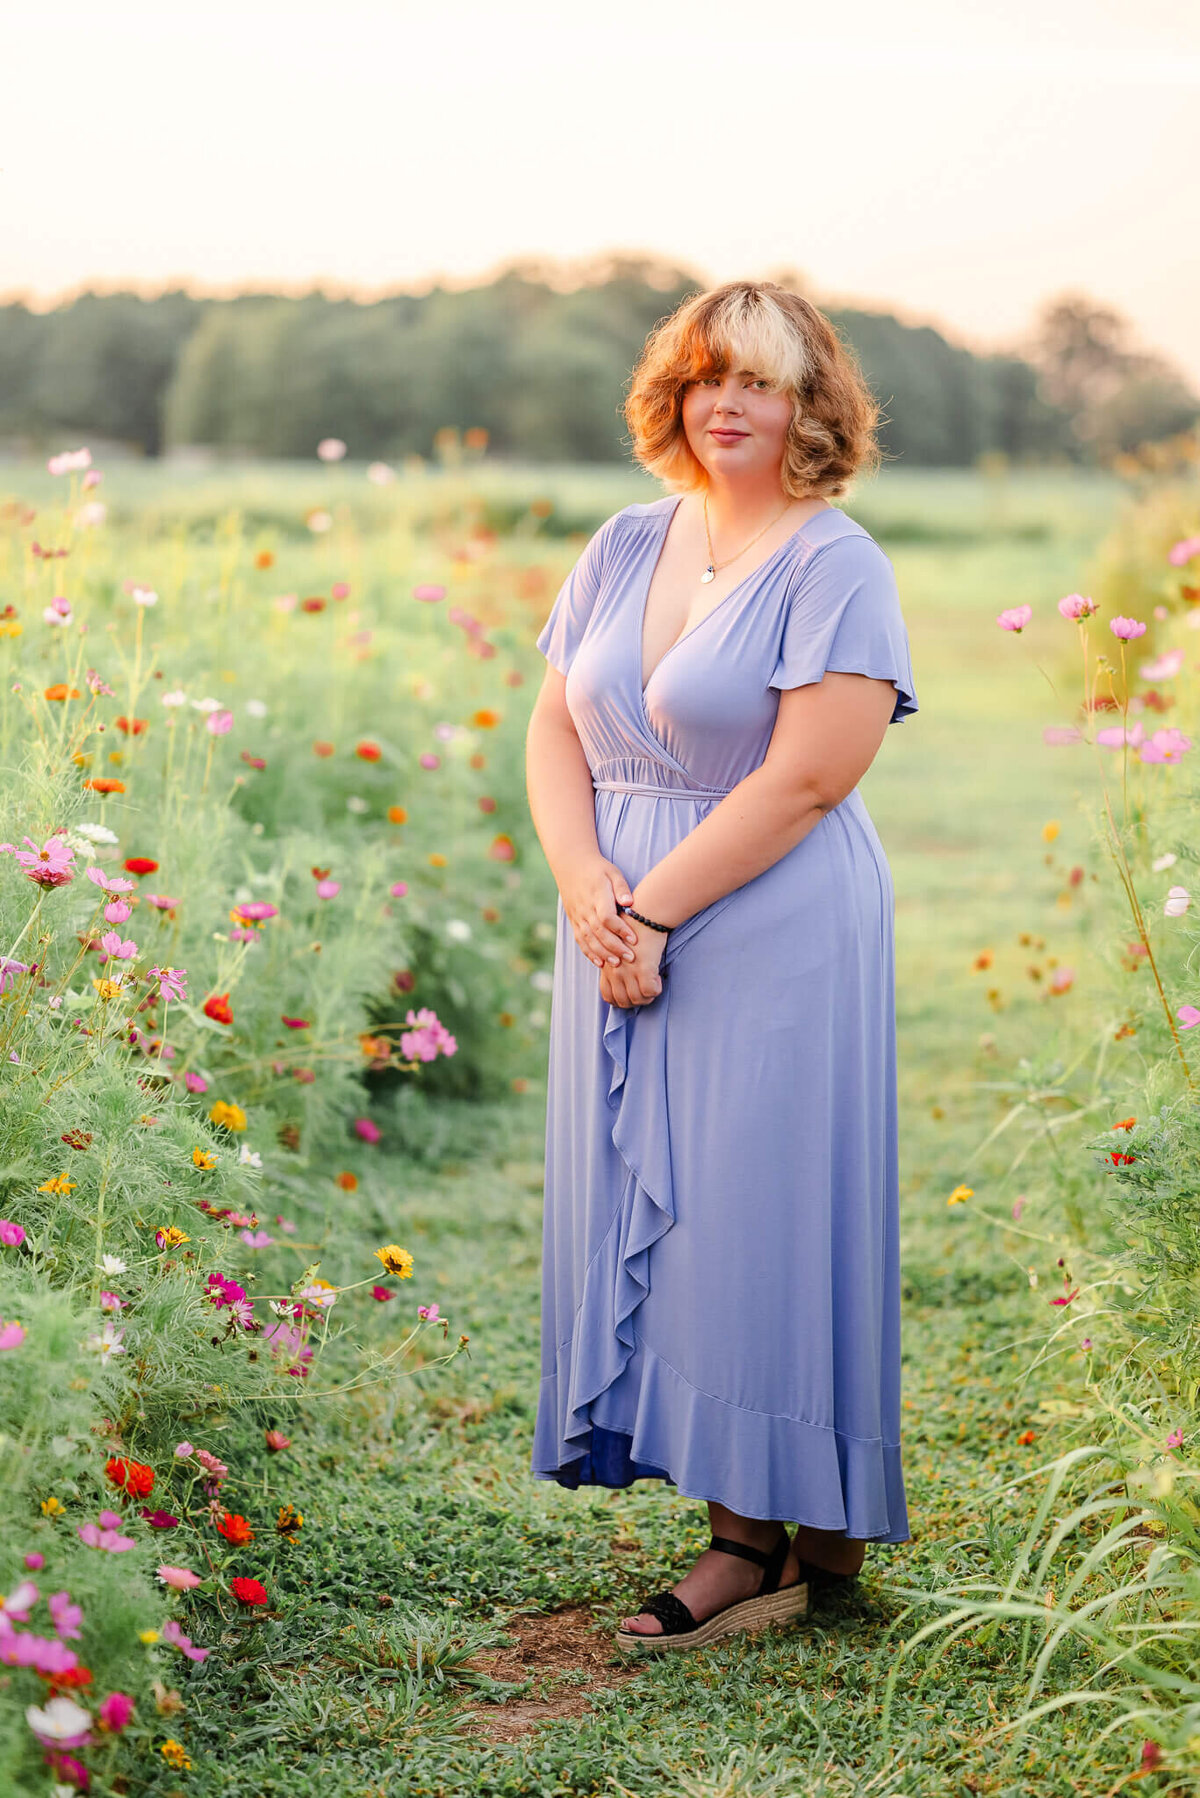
[{"xmin": 598, "ymin": 920, "xmax": 666, "ymax": 1008}]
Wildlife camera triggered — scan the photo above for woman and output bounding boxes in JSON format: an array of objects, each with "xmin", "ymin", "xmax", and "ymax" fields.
[{"xmin": 524, "ymin": 280, "xmax": 919, "ymax": 1655}]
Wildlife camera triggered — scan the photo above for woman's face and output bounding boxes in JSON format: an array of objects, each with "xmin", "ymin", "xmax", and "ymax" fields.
[{"xmin": 680, "ymin": 368, "xmax": 795, "ymax": 484}]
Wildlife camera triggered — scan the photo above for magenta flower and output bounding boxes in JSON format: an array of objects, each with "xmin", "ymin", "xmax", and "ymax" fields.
[
  {"xmin": 97, "ymin": 1690, "xmax": 134, "ymax": 1733},
  {"xmin": 400, "ymin": 1007, "xmax": 457, "ymax": 1063},
  {"xmin": 138, "ymin": 1507, "xmax": 179, "ymax": 1529},
  {"xmin": 99, "ymin": 929, "xmax": 138, "ymax": 962},
  {"xmin": 98, "ymin": 1291, "xmax": 125, "ymax": 1312},
  {"xmin": 1166, "ymin": 1428, "xmax": 1184, "ymax": 1449},
  {"xmin": 1057, "ymin": 593, "xmax": 1097, "ymax": 621},
  {"xmin": 206, "ymin": 708, "xmax": 235, "ymax": 736},
  {"xmin": 0, "ymin": 1321, "xmax": 26, "ymax": 1351},
  {"xmin": 0, "ymin": 959, "xmax": 30, "ymax": 995},
  {"xmin": 48, "ymin": 1591, "xmax": 83, "ymax": 1641},
  {"xmin": 390, "ymin": 880, "xmax": 408, "ymax": 897},
  {"xmin": 183, "ymin": 1070, "xmax": 208, "ymax": 1093},
  {"xmin": 0, "ymin": 834, "xmax": 76, "ymax": 888},
  {"xmin": 23, "ymin": 1553, "xmax": 44, "ymax": 1572},
  {"xmin": 1110, "ymin": 615, "xmax": 1147, "ymax": 641},
  {"xmin": 160, "ymin": 1617, "xmax": 210, "ymax": 1662},
  {"xmin": 354, "ymin": 1116, "xmax": 381, "ymax": 1144},
  {"xmin": 0, "ymin": 1220, "xmax": 25, "ymax": 1247},
  {"xmin": 996, "ymin": 605, "xmax": 1032, "ymax": 632},
  {"xmin": 234, "ymin": 901, "xmax": 278, "ymax": 922},
  {"xmin": 157, "ymin": 1565, "xmax": 202, "ymax": 1590},
  {"xmin": 3, "ymin": 1631, "xmax": 78, "ymax": 1676},
  {"xmin": 85, "ymin": 865, "xmax": 134, "ymax": 895},
  {"xmin": 418, "ymin": 1303, "xmax": 441, "ymax": 1322},
  {"xmin": 316, "ymin": 878, "xmax": 341, "ymax": 899}
]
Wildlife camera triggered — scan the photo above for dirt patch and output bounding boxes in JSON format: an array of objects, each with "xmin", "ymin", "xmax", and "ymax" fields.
[{"xmin": 457, "ymin": 1603, "xmax": 642, "ymax": 1742}]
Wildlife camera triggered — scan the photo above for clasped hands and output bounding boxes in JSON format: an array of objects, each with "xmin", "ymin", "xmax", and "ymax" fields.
[{"xmin": 561, "ymin": 857, "xmax": 666, "ymax": 1009}]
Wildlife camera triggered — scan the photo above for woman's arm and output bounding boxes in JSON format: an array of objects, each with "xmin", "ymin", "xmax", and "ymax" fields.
[{"xmin": 627, "ymin": 670, "xmax": 898, "ymax": 932}]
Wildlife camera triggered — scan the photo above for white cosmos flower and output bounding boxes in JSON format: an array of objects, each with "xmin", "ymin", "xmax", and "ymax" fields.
[
  {"xmin": 100, "ymin": 1253, "xmax": 128, "ymax": 1276},
  {"xmin": 1152, "ymin": 852, "xmax": 1178, "ymax": 871},
  {"xmin": 161, "ymin": 689, "xmax": 188, "ymax": 707},
  {"xmin": 245, "ymin": 699, "xmax": 268, "ymax": 718},
  {"xmin": 73, "ymin": 822, "xmax": 118, "ymax": 845},
  {"xmin": 238, "ymin": 1146, "xmax": 263, "ymax": 1168},
  {"xmin": 26, "ymin": 1694, "xmax": 92, "ymax": 1743},
  {"xmin": 189, "ymin": 696, "xmax": 221, "ymax": 713},
  {"xmin": 1164, "ymin": 886, "xmax": 1191, "ymax": 916},
  {"xmin": 445, "ymin": 919, "xmax": 472, "ymax": 942}
]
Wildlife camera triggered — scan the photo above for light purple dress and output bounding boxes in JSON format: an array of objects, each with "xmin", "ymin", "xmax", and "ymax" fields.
[{"xmin": 532, "ymin": 494, "xmax": 918, "ymax": 1538}]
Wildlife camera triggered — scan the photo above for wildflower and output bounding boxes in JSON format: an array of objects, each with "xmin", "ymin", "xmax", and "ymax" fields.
[
  {"xmin": 313, "ymin": 739, "xmax": 335, "ymax": 756},
  {"xmin": 1166, "ymin": 1428, "xmax": 1185, "ymax": 1449},
  {"xmin": 2, "ymin": 1578, "xmax": 38, "ymax": 1620},
  {"xmin": 47, "ymin": 447, "xmax": 92, "ymax": 474},
  {"xmin": 160, "ymin": 1738, "xmax": 192, "ymax": 1769},
  {"xmin": 1017, "ymin": 1429, "xmax": 1036, "ymax": 1446},
  {"xmin": 83, "ymin": 777, "xmax": 125, "ymax": 793},
  {"xmin": 316, "ymin": 878, "xmax": 340, "ymax": 898},
  {"xmin": 43, "ymin": 595, "xmax": 73, "ymax": 625},
  {"xmin": 418, "ymin": 1303, "xmax": 440, "ymax": 1322},
  {"xmin": 264, "ymin": 1430, "xmax": 291, "ymax": 1452},
  {"xmin": 191, "ymin": 1148, "xmax": 217, "ymax": 1172},
  {"xmin": 1164, "ymin": 886, "xmax": 1191, "ymax": 917},
  {"xmin": 155, "ymin": 1224, "xmax": 190, "ymax": 1249},
  {"xmin": 145, "ymin": 893, "xmax": 182, "ymax": 912},
  {"xmin": 282, "ymin": 1015, "xmax": 311, "ymax": 1029},
  {"xmin": 100, "ymin": 1253, "xmax": 127, "ymax": 1276},
  {"xmin": 238, "ymin": 1145, "xmax": 264, "ymax": 1169},
  {"xmin": 183, "ymin": 1071, "xmax": 208, "ymax": 1094},
  {"xmin": 48, "ymin": 1591, "xmax": 82, "ymax": 1639},
  {"xmin": 206, "ymin": 1273, "xmax": 247, "ymax": 1311},
  {"xmin": 41, "ymin": 1497, "xmax": 66, "ymax": 1518},
  {"xmin": 1049, "ymin": 1290, "xmax": 1079, "ymax": 1307},
  {"xmin": 336, "ymin": 1171, "xmax": 358, "ymax": 1191},
  {"xmin": 240, "ymin": 1229, "xmax": 273, "ymax": 1248},
  {"xmin": 139, "ymin": 1508, "xmax": 180, "ymax": 1529},
  {"xmin": 372, "ymin": 1285, "xmax": 395, "ymax": 1302},
  {"xmin": 272, "ymin": 1505, "xmax": 304, "ymax": 1545},
  {"xmin": 298, "ymin": 1277, "xmax": 338, "ymax": 1309},
  {"xmin": 946, "ymin": 1184, "xmax": 973, "ymax": 1207},
  {"xmin": 0, "ymin": 1220, "xmax": 26, "ymax": 1246},
  {"xmin": 23, "ymin": 1553, "xmax": 44, "ymax": 1571},
  {"xmin": 0, "ymin": 834, "xmax": 76, "ymax": 888},
  {"xmin": 105, "ymin": 1455, "xmax": 154, "ymax": 1500},
  {"xmin": 1057, "ymin": 593, "xmax": 1097, "ymax": 620},
  {"xmin": 92, "ymin": 976, "xmax": 128, "ymax": 1000},
  {"xmin": 157, "ymin": 1566, "xmax": 202, "ymax": 1590},
  {"xmin": 43, "ymin": 683, "xmax": 83, "ymax": 702},
  {"xmin": 203, "ymin": 991, "xmax": 233, "ymax": 1025},
  {"xmin": 1110, "ymin": 614, "xmax": 1147, "ymax": 641},
  {"xmin": 209, "ymin": 1100, "xmax": 247, "ymax": 1131},
  {"xmin": 84, "ymin": 1321, "xmax": 125, "ymax": 1364},
  {"xmin": 399, "ymin": 1006, "xmax": 457, "ymax": 1061},
  {"xmin": 316, "ymin": 438, "xmax": 347, "ymax": 461},
  {"xmin": 0, "ymin": 1321, "xmax": 26, "ymax": 1350},
  {"xmin": 160, "ymin": 1618, "xmax": 209, "ymax": 1663},
  {"xmin": 231, "ymin": 1575, "xmax": 269, "ymax": 1607},
  {"xmin": 78, "ymin": 1519, "xmax": 136, "ymax": 1552},
  {"xmin": 206, "ymin": 708, "xmax": 234, "ymax": 736},
  {"xmin": 356, "ymin": 740, "xmax": 382, "ymax": 761},
  {"xmin": 25, "ymin": 1694, "xmax": 92, "ymax": 1748},
  {"xmin": 96, "ymin": 1691, "xmax": 134, "ymax": 1733},
  {"xmin": 355, "ymin": 1117, "xmax": 382, "ymax": 1145},
  {"xmin": 1178, "ymin": 1005, "xmax": 1200, "ymax": 1030},
  {"xmin": 216, "ymin": 1511, "xmax": 254, "ymax": 1546},
  {"xmin": 996, "ymin": 604, "xmax": 1032, "ymax": 632}
]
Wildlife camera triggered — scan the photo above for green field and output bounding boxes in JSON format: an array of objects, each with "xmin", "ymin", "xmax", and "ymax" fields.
[{"xmin": 2, "ymin": 457, "xmax": 1196, "ymax": 1797}]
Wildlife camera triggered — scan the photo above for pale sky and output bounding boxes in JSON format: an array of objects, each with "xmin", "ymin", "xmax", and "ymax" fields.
[{"xmin": 5, "ymin": 0, "xmax": 1199, "ymax": 387}]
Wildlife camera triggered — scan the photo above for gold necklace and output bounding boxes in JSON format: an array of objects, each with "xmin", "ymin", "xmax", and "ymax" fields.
[{"xmin": 700, "ymin": 493, "xmax": 798, "ymax": 585}]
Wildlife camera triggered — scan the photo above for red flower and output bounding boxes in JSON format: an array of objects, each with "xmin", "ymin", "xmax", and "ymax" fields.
[
  {"xmin": 123, "ymin": 857, "xmax": 159, "ymax": 875},
  {"xmin": 355, "ymin": 741, "xmax": 382, "ymax": 762},
  {"xmin": 1107, "ymin": 1150, "xmax": 1136, "ymax": 1166},
  {"xmin": 230, "ymin": 1576, "xmax": 268, "ymax": 1607},
  {"xmin": 281, "ymin": 1016, "xmax": 311, "ymax": 1029},
  {"xmin": 114, "ymin": 717, "xmax": 148, "ymax": 736},
  {"xmin": 1016, "ymin": 1430, "xmax": 1036, "ymax": 1446},
  {"xmin": 371, "ymin": 1285, "xmax": 395, "ymax": 1302},
  {"xmin": 203, "ymin": 992, "xmax": 233, "ymax": 1025},
  {"xmin": 105, "ymin": 1455, "xmax": 155, "ymax": 1500},
  {"xmin": 301, "ymin": 597, "xmax": 326, "ymax": 613},
  {"xmin": 264, "ymin": 1430, "xmax": 291, "ymax": 1452},
  {"xmin": 216, "ymin": 1511, "xmax": 255, "ymax": 1545},
  {"xmin": 39, "ymin": 1662, "xmax": 94, "ymax": 1689}
]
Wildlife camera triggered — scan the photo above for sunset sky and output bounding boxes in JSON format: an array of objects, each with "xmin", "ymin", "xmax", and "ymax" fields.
[{"xmin": 6, "ymin": 0, "xmax": 1198, "ymax": 386}]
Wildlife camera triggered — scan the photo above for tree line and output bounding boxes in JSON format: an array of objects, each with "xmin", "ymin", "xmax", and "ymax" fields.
[{"xmin": 2, "ymin": 255, "xmax": 1194, "ymax": 466}]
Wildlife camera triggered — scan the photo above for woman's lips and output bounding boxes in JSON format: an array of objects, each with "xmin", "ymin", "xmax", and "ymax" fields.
[{"xmin": 711, "ymin": 430, "xmax": 747, "ymax": 441}]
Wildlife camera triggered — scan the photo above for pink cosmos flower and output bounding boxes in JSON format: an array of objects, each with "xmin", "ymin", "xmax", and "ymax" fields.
[
  {"xmin": 332, "ymin": 581, "xmax": 350, "ymax": 599},
  {"xmin": 2, "ymin": 1630, "xmax": 78, "ymax": 1675},
  {"xmin": 104, "ymin": 898, "xmax": 132, "ymax": 924},
  {"xmin": 239, "ymin": 1229, "xmax": 274, "ymax": 1248},
  {"xmin": 1096, "ymin": 722, "xmax": 1145, "ymax": 749},
  {"xmin": 174, "ymin": 1442, "xmax": 194, "ymax": 1459},
  {"xmin": 77, "ymin": 1520, "xmax": 136, "ymax": 1552},
  {"xmin": 1110, "ymin": 615, "xmax": 1147, "ymax": 641},
  {"xmin": 418, "ymin": 1303, "xmax": 440, "ymax": 1322},
  {"xmin": 0, "ymin": 1322, "xmax": 26, "ymax": 1351},
  {"xmin": 196, "ymin": 1448, "xmax": 229, "ymax": 1481},
  {"xmin": 99, "ymin": 930, "xmax": 138, "ymax": 962},
  {"xmin": 2, "ymin": 1579, "xmax": 38, "ymax": 1621},
  {"xmin": 1167, "ymin": 534, "xmax": 1200, "ymax": 566},
  {"xmin": 98, "ymin": 1291, "xmax": 125, "ymax": 1312},
  {"xmin": 147, "ymin": 965, "xmax": 188, "ymax": 1003},
  {"xmin": 206, "ymin": 707, "xmax": 235, "ymax": 736},
  {"xmin": 414, "ymin": 584, "xmax": 446, "ymax": 602},
  {"xmin": 316, "ymin": 879, "xmax": 340, "ymax": 899},
  {"xmin": 316, "ymin": 437, "xmax": 347, "ymax": 461},
  {"xmin": 1140, "ymin": 647, "xmax": 1185, "ymax": 681},
  {"xmin": 400, "ymin": 1007, "xmax": 457, "ymax": 1062},
  {"xmin": 0, "ymin": 959, "xmax": 30, "ymax": 994},
  {"xmin": 1057, "ymin": 593, "xmax": 1097, "ymax": 620},
  {"xmin": 0, "ymin": 835, "xmax": 76, "ymax": 888},
  {"xmin": 354, "ymin": 1117, "xmax": 381, "ymax": 1144},
  {"xmin": 234, "ymin": 901, "xmax": 278, "ymax": 922},
  {"xmin": 996, "ymin": 605, "xmax": 1032, "ymax": 632},
  {"xmin": 1139, "ymin": 727, "xmax": 1193, "ymax": 765},
  {"xmin": 85, "ymin": 865, "xmax": 134, "ymax": 896},
  {"xmin": 97, "ymin": 1691, "xmax": 134, "ymax": 1733},
  {"xmin": 1166, "ymin": 1428, "xmax": 1184, "ymax": 1449},
  {"xmin": 43, "ymin": 595, "xmax": 73, "ymax": 625},
  {"xmin": 48, "ymin": 1591, "xmax": 83, "ymax": 1640},
  {"xmin": 157, "ymin": 1565, "xmax": 202, "ymax": 1590},
  {"xmin": 145, "ymin": 893, "xmax": 182, "ymax": 910},
  {"xmin": 23, "ymin": 1553, "xmax": 44, "ymax": 1572},
  {"xmin": 1176, "ymin": 1005, "xmax": 1200, "ymax": 1029},
  {"xmin": 0, "ymin": 1220, "xmax": 25, "ymax": 1247},
  {"xmin": 184, "ymin": 1070, "xmax": 208, "ymax": 1093},
  {"xmin": 47, "ymin": 447, "xmax": 92, "ymax": 475},
  {"xmin": 390, "ymin": 880, "xmax": 408, "ymax": 898}
]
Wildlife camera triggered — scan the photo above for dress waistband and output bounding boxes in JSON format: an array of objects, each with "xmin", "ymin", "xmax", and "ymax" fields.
[{"xmin": 592, "ymin": 778, "xmax": 731, "ymax": 801}]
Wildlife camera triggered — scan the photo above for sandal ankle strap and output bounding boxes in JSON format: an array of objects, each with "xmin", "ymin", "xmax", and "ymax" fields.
[{"xmin": 708, "ymin": 1527, "xmax": 790, "ymax": 1593}]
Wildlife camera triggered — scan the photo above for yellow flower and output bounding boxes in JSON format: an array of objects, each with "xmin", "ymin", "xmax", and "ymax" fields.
[
  {"xmin": 40, "ymin": 1495, "xmax": 65, "ymax": 1517},
  {"xmin": 37, "ymin": 1173, "xmax": 76, "ymax": 1196},
  {"xmin": 155, "ymin": 1225, "xmax": 190, "ymax": 1249},
  {"xmin": 374, "ymin": 1244, "xmax": 414, "ymax": 1279},
  {"xmin": 947, "ymin": 1184, "xmax": 974, "ymax": 1207},
  {"xmin": 160, "ymin": 1738, "xmax": 192, "ymax": 1769},
  {"xmin": 91, "ymin": 977, "xmax": 126, "ymax": 1000},
  {"xmin": 1042, "ymin": 820, "xmax": 1060, "ymax": 843},
  {"xmin": 140, "ymin": 1628, "xmax": 161, "ymax": 1644},
  {"xmin": 192, "ymin": 1146, "xmax": 218, "ymax": 1170},
  {"xmin": 276, "ymin": 1504, "xmax": 304, "ymax": 1542},
  {"xmin": 208, "ymin": 1100, "xmax": 247, "ymax": 1131}
]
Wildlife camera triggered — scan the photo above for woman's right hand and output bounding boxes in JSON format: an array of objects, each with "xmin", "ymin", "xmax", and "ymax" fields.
[{"xmin": 560, "ymin": 858, "xmax": 641, "ymax": 971}]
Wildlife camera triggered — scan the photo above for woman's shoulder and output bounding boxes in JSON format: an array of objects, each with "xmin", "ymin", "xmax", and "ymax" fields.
[{"xmin": 794, "ymin": 506, "xmax": 895, "ymax": 574}]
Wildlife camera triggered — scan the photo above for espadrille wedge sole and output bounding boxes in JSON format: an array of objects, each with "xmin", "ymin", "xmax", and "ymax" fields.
[{"xmin": 615, "ymin": 1528, "xmax": 809, "ymax": 1656}]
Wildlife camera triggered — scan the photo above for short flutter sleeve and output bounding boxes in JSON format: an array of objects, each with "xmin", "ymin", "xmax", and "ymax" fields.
[
  {"xmin": 769, "ymin": 533, "xmax": 919, "ymax": 724},
  {"xmin": 535, "ymin": 513, "xmax": 620, "ymax": 676}
]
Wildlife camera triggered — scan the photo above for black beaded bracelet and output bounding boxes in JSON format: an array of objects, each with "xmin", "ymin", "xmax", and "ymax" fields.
[{"xmin": 617, "ymin": 903, "xmax": 671, "ymax": 935}]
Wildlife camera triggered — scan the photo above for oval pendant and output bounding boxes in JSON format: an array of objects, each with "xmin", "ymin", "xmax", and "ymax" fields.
[{"xmin": 700, "ymin": 567, "xmax": 715, "ymax": 584}]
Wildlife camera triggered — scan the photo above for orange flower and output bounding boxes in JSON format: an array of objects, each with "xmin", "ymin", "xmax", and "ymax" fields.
[
  {"xmin": 488, "ymin": 834, "xmax": 515, "ymax": 862},
  {"xmin": 216, "ymin": 1511, "xmax": 255, "ymax": 1546},
  {"xmin": 44, "ymin": 683, "xmax": 82, "ymax": 702},
  {"xmin": 254, "ymin": 550, "xmax": 275, "ymax": 569},
  {"xmin": 83, "ymin": 777, "xmax": 125, "ymax": 794},
  {"xmin": 301, "ymin": 597, "xmax": 326, "ymax": 613},
  {"xmin": 1016, "ymin": 1430, "xmax": 1036, "ymax": 1446},
  {"xmin": 387, "ymin": 806, "xmax": 407, "ymax": 825},
  {"xmin": 312, "ymin": 741, "xmax": 335, "ymax": 758},
  {"xmin": 203, "ymin": 992, "xmax": 233, "ymax": 1025},
  {"xmin": 471, "ymin": 709, "xmax": 500, "ymax": 728},
  {"xmin": 335, "ymin": 1171, "xmax": 358, "ymax": 1191},
  {"xmin": 1113, "ymin": 1117, "xmax": 1137, "ymax": 1132},
  {"xmin": 105, "ymin": 1455, "xmax": 155, "ymax": 1500},
  {"xmin": 355, "ymin": 741, "xmax": 382, "ymax": 762},
  {"xmin": 114, "ymin": 716, "xmax": 148, "ymax": 735}
]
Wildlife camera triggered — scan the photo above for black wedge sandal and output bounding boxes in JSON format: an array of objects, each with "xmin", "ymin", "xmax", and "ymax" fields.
[{"xmin": 614, "ymin": 1527, "xmax": 810, "ymax": 1655}]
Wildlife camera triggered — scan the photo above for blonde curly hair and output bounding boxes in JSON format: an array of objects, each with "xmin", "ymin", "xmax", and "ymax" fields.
[{"xmin": 623, "ymin": 280, "xmax": 884, "ymax": 499}]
